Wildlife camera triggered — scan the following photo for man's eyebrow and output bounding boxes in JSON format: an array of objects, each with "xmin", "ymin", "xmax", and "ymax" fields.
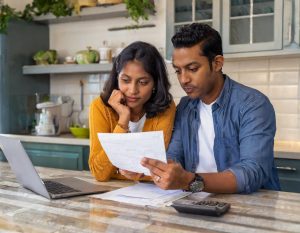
[{"xmin": 172, "ymin": 61, "xmax": 200, "ymax": 68}]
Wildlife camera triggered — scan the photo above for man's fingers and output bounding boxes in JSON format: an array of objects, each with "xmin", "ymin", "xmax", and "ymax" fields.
[{"xmin": 141, "ymin": 157, "xmax": 168, "ymax": 170}]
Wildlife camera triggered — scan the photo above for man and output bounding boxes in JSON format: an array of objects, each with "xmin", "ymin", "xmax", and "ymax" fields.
[{"xmin": 141, "ymin": 23, "xmax": 280, "ymax": 194}]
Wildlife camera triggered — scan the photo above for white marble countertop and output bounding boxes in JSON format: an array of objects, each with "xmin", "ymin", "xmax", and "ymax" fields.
[{"xmin": 0, "ymin": 161, "xmax": 300, "ymax": 233}]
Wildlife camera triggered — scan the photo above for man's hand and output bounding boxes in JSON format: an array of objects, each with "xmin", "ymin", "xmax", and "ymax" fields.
[
  {"xmin": 141, "ymin": 158, "xmax": 195, "ymax": 190},
  {"xmin": 119, "ymin": 169, "xmax": 144, "ymax": 181}
]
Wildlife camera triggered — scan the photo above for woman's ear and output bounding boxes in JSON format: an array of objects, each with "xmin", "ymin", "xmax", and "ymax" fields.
[{"xmin": 214, "ymin": 55, "xmax": 224, "ymax": 72}]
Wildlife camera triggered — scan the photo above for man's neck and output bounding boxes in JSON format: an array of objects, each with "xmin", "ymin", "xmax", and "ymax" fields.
[{"xmin": 201, "ymin": 73, "xmax": 224, "ymax": 104}]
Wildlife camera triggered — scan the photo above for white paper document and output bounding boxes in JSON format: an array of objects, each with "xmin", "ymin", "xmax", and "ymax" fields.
[
  {"xmin": 97, "ymin": 131, "xmax": 166, "ymax": 175},
  {"xmin": 92, "ymin": 183, "xmax": 192, "ymax": 207}
]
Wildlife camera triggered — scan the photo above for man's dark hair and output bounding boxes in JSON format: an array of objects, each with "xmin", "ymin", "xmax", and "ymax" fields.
[
  {"xmin": 171, "ymin": 23, "xmax": 223, "ymax": 68},
  {"xmin": 101, "ymin": 41, "xmax": 173, "ymax": 118}
]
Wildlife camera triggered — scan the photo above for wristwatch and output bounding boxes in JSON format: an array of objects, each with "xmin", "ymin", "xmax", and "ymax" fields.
[{"xmin": 188, "ymin": 174, "xmax": 205, "ymax": 193}]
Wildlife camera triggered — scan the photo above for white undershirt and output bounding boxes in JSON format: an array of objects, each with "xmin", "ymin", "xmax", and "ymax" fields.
[
  {"xmin": 128, "ymin": 114, "xmax": 146, "ymax": 133},
  {"xmin": 196, "ymin": 100, "xmax": 218, "ymax": 173}
]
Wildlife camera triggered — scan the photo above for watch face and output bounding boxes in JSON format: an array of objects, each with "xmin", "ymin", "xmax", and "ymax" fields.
[
  {"xmin": 189, "ymin": 175, "xmax": 204, "ymax": 193},
  {"xmin": 190, "ymin": 180, "xmax": 204, "ymax": 193}
]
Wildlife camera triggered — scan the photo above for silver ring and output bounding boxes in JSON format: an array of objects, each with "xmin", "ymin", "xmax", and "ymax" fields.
[{"xmin": 155, "ymin": 176, "xmax": 161, "ymax": 182}]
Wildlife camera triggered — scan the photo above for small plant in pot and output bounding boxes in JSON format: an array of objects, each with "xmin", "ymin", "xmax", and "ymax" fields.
[{"xmin": 124, "ymin": 0, "xmax": 155, "ymax": 24}]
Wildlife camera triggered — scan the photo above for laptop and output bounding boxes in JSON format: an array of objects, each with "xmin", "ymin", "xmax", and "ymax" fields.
[{"xmin": 0, "ymin": 135, "xmax": 109, "ymax": 199}]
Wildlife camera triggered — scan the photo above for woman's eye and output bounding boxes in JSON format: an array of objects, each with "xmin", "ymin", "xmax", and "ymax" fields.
[
  {"xmin": 121, "ymin": 79, "xmax": 130, "ymax": 83},
  {"xmin": 139, "ymin": 81, "xmax": 149, "ymax": 86}
]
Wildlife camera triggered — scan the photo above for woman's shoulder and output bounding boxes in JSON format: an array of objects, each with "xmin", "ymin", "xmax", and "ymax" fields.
[
  {"xmin": 90, "ymin": 96, "xmax": 107, "ymax": 109},
  {"xmin": 90, "ymin": 96, "xmax": 114, "ymax": 115},
  {"xmin": 156, "ymin": 100, "xmax": 176, "ymax": 118}
]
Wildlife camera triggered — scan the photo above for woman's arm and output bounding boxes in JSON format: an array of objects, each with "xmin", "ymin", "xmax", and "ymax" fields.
[{"xmin": 89, "ymin": 98, "xmax": 128, "ymax": 181}]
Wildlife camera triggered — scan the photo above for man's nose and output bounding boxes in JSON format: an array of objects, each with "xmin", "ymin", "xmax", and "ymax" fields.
[{"xmin": 179, "ymin": 71, "xmax": 190, "ymax": 84}]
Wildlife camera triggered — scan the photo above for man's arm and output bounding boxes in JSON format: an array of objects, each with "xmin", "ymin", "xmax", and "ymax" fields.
[{"xmin": 141, "ymin": 158, "xmax": 237, "ymax": 193}]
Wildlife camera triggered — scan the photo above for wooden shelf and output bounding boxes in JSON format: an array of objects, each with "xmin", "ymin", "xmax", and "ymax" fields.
[
  {"xmin": 34, "ymin": 4, "xmax": 128, "ymax": 24},
  {"xmin": 23, "ymin": 63, "xmax": 112, "ymax": 75}
]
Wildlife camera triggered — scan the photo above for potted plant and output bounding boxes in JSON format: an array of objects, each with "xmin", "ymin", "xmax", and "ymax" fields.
[{"xmin": 124, "ymin": 0, "xmax": 155, "ymax": 24}]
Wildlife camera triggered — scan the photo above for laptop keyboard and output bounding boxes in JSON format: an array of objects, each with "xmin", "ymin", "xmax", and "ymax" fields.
[{"xmin": 44, "ymin": 180, "xmax": 80, "ymax": 194}]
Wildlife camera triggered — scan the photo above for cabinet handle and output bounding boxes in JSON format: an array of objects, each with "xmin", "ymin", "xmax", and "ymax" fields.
[{"xmin": 276, "ymin": 166, "xmax": 297, "ymax": 171}]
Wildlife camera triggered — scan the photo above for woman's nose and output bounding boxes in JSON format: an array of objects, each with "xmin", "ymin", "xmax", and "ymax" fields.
[{"xmin": 129, "ymin": 83, "xmax": 138, "ymax": 94}]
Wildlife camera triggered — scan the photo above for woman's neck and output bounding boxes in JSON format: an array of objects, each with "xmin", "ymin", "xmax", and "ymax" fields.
[{"xmin": 130, "ymin": 107, "xmax": 145, "ymax": 122}]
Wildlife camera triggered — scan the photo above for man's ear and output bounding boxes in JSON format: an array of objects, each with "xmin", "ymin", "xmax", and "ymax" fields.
[{"xmin": 214, "ymin": 55, "xmax": 224, "ymax": 72}]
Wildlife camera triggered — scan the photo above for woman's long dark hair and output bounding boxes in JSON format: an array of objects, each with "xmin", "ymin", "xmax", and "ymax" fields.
[{"xmin": 101, "ymin": 41, "xmax": 173, "ymax": 118}]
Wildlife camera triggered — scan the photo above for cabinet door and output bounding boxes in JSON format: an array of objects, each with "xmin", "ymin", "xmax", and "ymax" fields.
[
  {"xmin": 166, "ymin": 0, "xmax": 221, "ymax": 59},
  {"xmin": 283, "ymin": 0, "xmax": 300, "ymax": 48},
  {"xmin": 275, "ymin": 157, "xmax": 300, "ymax": 193},
  {"xmin": 223, "ymin": 0, "xmax": 283, "ymax": 53},
  {"xmin": 294, "ymin": 0, "xmax": 300, "ymax": 46},
  {"xmin": 23, "ymin": 142, "xmax": 85, "ymax": 170}
]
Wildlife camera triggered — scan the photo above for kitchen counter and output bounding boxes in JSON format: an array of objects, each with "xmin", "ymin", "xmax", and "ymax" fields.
[
  {"xmin": 0, "ymin": 133, "xmax": 89, "ymax": 146},
  {"xmin": 0, "ymin": 161, "xmax": 300, "ymax": 233}
]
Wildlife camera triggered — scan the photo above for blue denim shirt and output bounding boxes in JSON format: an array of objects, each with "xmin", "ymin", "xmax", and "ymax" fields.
[{"xmin": 167, "ymin": 75, "xmax": 280, "ymax": 193}]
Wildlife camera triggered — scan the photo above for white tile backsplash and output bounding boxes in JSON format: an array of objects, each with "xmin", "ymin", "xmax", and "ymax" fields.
[
  {"xmin": 271, "ymin": 100, "xmax": 299, "ymax": 114},
  {"xmin": 270, "ymin": 71, "xmax": 299, "ymax": 84},
  {"xmin": 239, "ymin": 59, "xmax": 269, "ymax": 72},
  {"xmin": 269, "ymin": 86, "xmax": 298, "ymax": 99},
  {"xmin": 270, "ymin": 58, "xmax": 300, "ymax": 71},
  {"xmin": 276, "ymin": 114, "xmax": 299, "ymax": 128},
  {"xmin": 239, "ymin": 72, "xmax": 268, "ymax": 85}
]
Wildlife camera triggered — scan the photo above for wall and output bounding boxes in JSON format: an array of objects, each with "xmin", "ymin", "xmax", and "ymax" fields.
[
  {"xmin": 47, "ymin": 3, "xmax": 300, "ymax": 141},
  {"xmin": 5, "ymin": 1, "xmax": 300, "ymax": 141},
  {"xmin": 50, "ymin": 0, "xmax": 167, "ymax": 126},
  {"xmin": 3, "ymin": 0, "xmax": 31, "ymax": 10}
]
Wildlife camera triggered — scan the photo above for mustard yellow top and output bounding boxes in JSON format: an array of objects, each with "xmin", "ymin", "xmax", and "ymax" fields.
[{"xmin": 89, "ymin": 96, "xmax": 176, "ymax": 181}]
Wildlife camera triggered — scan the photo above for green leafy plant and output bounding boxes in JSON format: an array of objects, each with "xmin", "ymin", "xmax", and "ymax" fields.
[
  {"xmin": 25, "ymin": 0, "xmax": 73, "ymax": 18},
  {"xmin": 0, "ymin": 0, "xmax": 73, "ymax": 33},
  {"xmin": 124, "ymin": 0, "xmax": 155, "ymax": 24},
  {"xmin": 0, "ymin": 4, "xmax": 23, "ymax": 33}
]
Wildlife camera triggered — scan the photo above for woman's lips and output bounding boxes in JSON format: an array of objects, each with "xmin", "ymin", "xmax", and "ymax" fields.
[{"xmin": 126, "ymin": 96, "xmax": 140, "ymax": 102}]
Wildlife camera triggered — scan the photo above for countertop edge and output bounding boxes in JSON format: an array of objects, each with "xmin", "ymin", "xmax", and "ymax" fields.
[{"xmin": 0, "ymin": 134, "xmax": 90, "ymax": 146}]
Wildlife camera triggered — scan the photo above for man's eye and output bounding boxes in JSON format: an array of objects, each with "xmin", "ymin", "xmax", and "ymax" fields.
[
  {"xmin": 189, "ymin": 67, "xmax": 198, "ymax": 72},
  {"xmin": 174, "ymin": 70, "xmax": 180, "ymax": 74}
]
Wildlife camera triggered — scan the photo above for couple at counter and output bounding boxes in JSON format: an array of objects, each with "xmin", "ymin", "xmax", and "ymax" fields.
[{"xmin": 89, "ymin": 23, "xmax": 280, "ymax": 194}]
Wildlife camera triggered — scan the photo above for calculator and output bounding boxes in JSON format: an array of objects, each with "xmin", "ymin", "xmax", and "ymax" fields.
[{"xmin": 171, "ymin": 199, "xmax": 230, "ymax": 217}]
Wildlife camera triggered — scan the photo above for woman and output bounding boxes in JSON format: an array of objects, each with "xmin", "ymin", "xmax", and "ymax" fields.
[{"xmin": 89, "ymin": 41, "xmax": 176, "ymax": 181}]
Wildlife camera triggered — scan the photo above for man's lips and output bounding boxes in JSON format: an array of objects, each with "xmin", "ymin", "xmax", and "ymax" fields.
[{"xmin": 183, "ymin": 86, "xmax": 195, "ymax": 94}]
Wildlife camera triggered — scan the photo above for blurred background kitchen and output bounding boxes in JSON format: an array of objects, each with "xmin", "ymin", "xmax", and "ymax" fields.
[{"xmin": 1, "ymin": 0, "xmax": 300, "ymax": 192}]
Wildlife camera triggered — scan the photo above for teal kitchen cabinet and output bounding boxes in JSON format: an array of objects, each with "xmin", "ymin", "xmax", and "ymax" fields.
[
  {"xmin": 275, "ymin": 154, "xmax": 300, "ymax": 193},
  {"xmin": 0, "ymin": 142, "xmax": 90, "ymax": 171}
]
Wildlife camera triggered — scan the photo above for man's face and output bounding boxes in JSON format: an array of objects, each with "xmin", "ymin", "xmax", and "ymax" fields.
[{"xmin": 172, "ymin": 44, "xmax": 222, "ymax": 102}]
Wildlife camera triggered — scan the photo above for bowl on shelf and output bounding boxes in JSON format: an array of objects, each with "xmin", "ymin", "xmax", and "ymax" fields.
[{"xmin": 69, "ymin": 127, "xmax": 89, "ymax": 138}]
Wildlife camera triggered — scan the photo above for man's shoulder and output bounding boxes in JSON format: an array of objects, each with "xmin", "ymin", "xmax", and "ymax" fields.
[{"xmin": 229, "ymin": 77, "xmax": 269, "ymax": 105}]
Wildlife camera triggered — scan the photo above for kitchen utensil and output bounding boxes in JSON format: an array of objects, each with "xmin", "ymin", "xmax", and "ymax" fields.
[
  {"xmin": 69, "ymin": 126, "xmax": 89, "ymax": 138},
  {"xmin": 98, "ymin": 41, "xmax": 112, "ymax": 64}
]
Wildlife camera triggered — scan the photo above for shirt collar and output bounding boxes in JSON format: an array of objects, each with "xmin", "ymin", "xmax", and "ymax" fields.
[{"xmin": 213, "ymin": 74, "xmax": 232, "ymax": 110}]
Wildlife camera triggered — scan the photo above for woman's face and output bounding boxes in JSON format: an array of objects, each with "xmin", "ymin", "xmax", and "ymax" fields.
[{"xmin": 118, "ymin": 60, "xmax": 154, "ymax": 111}]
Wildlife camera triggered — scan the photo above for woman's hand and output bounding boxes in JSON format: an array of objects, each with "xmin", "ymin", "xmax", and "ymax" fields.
[
  {"xmin": 119, "ymin": 169, "xmax": 144, "ymax": 181},
  {"xmin": 108, "ymin": 89, "xmax": 130, "ymax": 125}
]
